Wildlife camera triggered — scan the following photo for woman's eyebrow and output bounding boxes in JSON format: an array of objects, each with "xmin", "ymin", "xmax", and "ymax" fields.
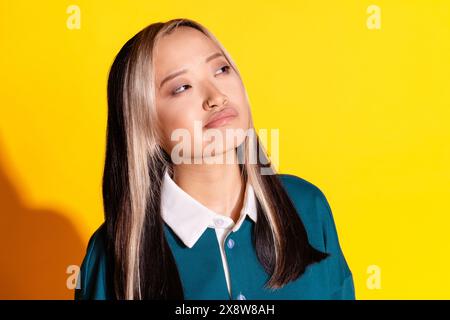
[{"xmin": 158, "ymin": 52, "xmax": 224, "ymax": 90}]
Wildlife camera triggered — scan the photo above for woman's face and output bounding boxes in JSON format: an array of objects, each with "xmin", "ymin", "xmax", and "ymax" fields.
[{"xmin": 154, "ymin": 26, "xmax": 251, "ymax": 163}]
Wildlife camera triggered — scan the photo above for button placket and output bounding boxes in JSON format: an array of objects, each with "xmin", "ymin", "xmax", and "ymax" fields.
[
  {"xmin": 224, "ymin": 225, "xmax": 251, "ymax": 301},
  {"xmin": 223, "ymin": 233, "xmax": 236, "ymax": 299}
]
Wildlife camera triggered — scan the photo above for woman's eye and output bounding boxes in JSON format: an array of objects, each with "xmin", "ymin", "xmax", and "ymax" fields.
[
  {"xmin": 216, "ymin": 65, "xmax": 231, "ymax": 75},
  {"xmin": 172, "ymin": 84, "xmax": 191, "ymax": 95},
  {"xmin": 171, "ymin": 66, "xmax": 230, "ymax": 96}
]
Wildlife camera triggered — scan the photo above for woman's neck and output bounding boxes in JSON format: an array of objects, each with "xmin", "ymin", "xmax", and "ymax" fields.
[{"xmin": 172, "ymin": 152, "xmax": 245, "ymax": 224}]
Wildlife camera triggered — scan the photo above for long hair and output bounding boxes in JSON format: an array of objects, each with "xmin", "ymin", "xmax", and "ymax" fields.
[{"xmin": 102, "ymin": 18, "xmax": 329, "ymax": 300}]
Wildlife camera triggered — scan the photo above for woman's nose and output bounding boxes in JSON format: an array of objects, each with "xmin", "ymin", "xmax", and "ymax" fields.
[{"xmin": 203, "ymin": 85, "xmax": 228, "ymax": 110}]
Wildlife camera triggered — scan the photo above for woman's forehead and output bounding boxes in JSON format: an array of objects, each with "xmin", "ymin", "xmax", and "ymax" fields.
[
  {"xmin": 154, "ymin": 27, "xmax": 220, "ymax": 71},
  {"xmin": 154, "ymin": 28, "xmax": 223, "ymax": 85}
]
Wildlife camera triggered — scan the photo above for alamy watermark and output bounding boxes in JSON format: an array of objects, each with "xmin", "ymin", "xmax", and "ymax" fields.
[{"xmin": 169, "ymin": 121, "xmax": 279, "ymax": 175}]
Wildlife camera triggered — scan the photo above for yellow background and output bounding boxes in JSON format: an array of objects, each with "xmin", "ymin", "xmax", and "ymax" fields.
[{"xmin": 0, "ymin": 0, "xmax": 449, "ymax": 299}]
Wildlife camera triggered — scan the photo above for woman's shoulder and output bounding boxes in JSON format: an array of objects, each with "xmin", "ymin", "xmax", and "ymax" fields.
[
  {"xmin": 277, "ymin": 172, "xmax": 326, "ymax": 199},
  {"xmin": 75, "ymin": 223, "xmax": 113, "ymax": 300},
  {"xmin": 276, "ymin": 172, "xmax": 341, "ymax": 249},
  {"xmin": 86, "ymin": 223, "xmax": 107, "ymax": 251},
  {"xmin": 276, "ymin": 172, "xmax": 355, "ymax": 299},
  {"xmin": 276, "ymin": 173, "xmax": 332, "ymax": 228}
]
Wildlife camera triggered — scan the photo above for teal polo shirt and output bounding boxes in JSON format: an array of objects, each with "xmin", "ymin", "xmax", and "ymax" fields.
[{"xmin": 74, "ymin": 174, "xmax": 355, "ymax": 300}]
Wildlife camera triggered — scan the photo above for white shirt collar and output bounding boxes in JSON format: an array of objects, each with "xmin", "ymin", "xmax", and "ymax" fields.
[{"xmin": 161, "ymin": 168, "xmax": 258, "ymax": 248}]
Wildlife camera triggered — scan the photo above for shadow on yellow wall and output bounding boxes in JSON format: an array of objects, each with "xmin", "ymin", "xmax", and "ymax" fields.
[{"xmin": 0, "ymin": 142, "xmax": 84, "ymax": 299}]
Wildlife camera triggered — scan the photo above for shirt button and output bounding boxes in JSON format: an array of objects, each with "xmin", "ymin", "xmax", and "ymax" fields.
[
  {"xmin": 213, "ymin": 218, "xmax": 225, "ymax": 227},
  {"xmin": 227, "ymin": 238, "xmax": 235, "ymax": 249},
  {"xmin": 237, "ymin": 293, "xmax": 246, "ymax": 300}
]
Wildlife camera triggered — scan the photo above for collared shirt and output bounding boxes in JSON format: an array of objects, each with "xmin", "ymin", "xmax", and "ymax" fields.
[
  {"xmin": 75, "ymin": 173, "xmax": 356, "ymax": 300},
  {"xmin": 160, "ymin": 168, "xmax": 258, "ymax": 296}
]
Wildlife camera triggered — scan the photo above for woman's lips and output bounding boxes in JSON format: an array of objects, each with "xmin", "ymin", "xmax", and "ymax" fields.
[{"xmin": 204, "ymin": 107, "xmax": 238, "ymax": 129}]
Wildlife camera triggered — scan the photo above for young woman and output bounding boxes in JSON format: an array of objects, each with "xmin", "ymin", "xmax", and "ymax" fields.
[{"xmin": 74, "ymin": 18, "xmax": 355, "ymax": 300}]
